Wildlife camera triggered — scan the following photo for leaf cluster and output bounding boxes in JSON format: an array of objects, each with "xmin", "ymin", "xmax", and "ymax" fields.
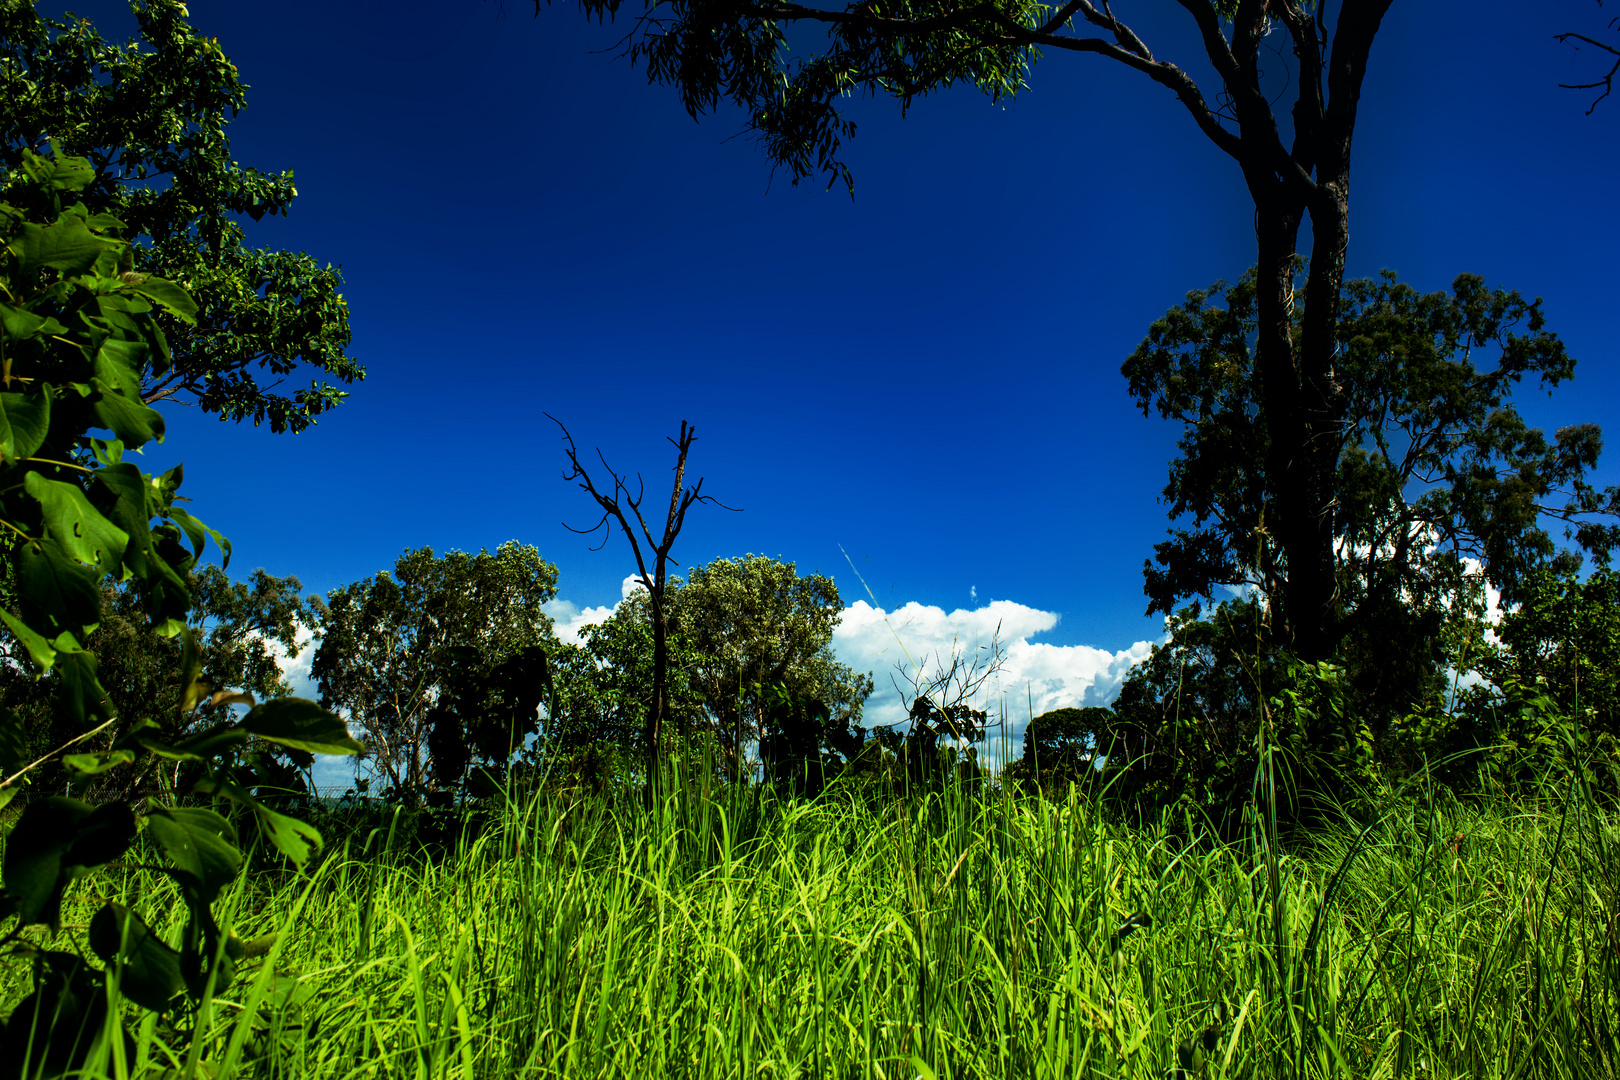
[
  {"xmin": 0, "ymin": 0, "xmax": 362, "ymax": 433},
  {"xmin": 1124, "ymin": 268, "xmax": 1619, "ymax": 649}
]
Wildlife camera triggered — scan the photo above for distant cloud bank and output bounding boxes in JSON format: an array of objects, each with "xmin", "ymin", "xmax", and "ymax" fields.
[{"xmin": 832, "ymin": 599, "xmax": 1155, "ymax": 750}]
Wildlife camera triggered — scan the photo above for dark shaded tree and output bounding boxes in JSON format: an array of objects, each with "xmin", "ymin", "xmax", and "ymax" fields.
[
  {"xmin": 1486, "ymin": 567, "xmax": 1620, "ymax": 765},
  {"xmin": 1, "ymin": 565, "xmax": 319, "ymax": 796},
  {"xmin": 756, "ymin": 681, "xmax": 865, "ymax": 794},
  {"xmin": 0, "ymin": 0, "xmax": 362, "ymax": 434},
  {"xmin": 1018, "ymin": 705, "xmax": 1110, "ymax": 790},
  {"xmin": 1124, "ymin": 268, "xmax": 1618, "ymax": 701}
]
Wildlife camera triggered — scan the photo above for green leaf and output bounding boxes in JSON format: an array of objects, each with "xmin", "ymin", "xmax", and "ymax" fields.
[
  {"xmin": 0, "ymin": 607, "xmax": 58, "ymax": 670},
  {"xmin": 15, "ymin": 537, "xmax": 101, "ymax": 640},
  {"xmin": 0, "ymin": 300, "xmax": 65, "ymax": 340},
  {"xmin": 91, "ymin": 380, "xmax": 164, "ymax": 446},
  {"xmin": 11, "ymin": 212, "xmax": 118, "ymax": 276},
  {"xmin": 62, "ymin": 749, "xmax": 135, "ymax": 776},
  {"xmin": 90, "ymin": 904, "xmax": 185, "ymax": 1012},
  {"xmin": 0, "ymin": 388, "xmax": 51, "ymax": 463},
  {"xmin": 1, "ymin": 798, "xmax": 136, "ymax": 928},
  {"xmin": 194, "ymin": 777, "xmax": 324, "ymax": 865},
  {"xmin": 145, "ymin": 806, "xmax": 241, "ymax": 906},
  {"xmin": 179, "ymin": 625, "xmax": 207, "ymax": 713},
  {"xmin": 20, "ymin": 146, "xmax": 96, "ymax": 193},
  {"xmin": 256, "ymin": 803, "xmax": 323, "ymax": 865},
  {"xmin": 63, "ymin": 803, "xmax": 140, "ymax": 871},
  {"xmin": 167, "ymin": 505, "xmax": 230, "ymax": 568},
  {"xmin": 93, "ymin": 337, "xmax": 147, "ymax": 398},
  {"xmin": 55, "ymin": 647, "xmax": 116, "ymax": 727},
  {"xmin": 239, "ymin": 698, "xmax": 361, "ymax": 756},
  {"xmin": 24, "ymin": 471, "xmax": 129, "ymax": 575},
  {"xmin": 94, "ymin": 463, "xmax": 157, "ymax": 572},
  {"xmin": 0, "ymin": 707, "xmax": 27, "ymax": 776},
  {"xmin": 125, "ymin": 276, "xmax": 198, "ymax": 324}
]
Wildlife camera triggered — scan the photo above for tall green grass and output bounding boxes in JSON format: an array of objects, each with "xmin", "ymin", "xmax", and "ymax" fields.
[{"xmin": 4, "ymin": 766, "xmax": 1616, "ymax": 1078}]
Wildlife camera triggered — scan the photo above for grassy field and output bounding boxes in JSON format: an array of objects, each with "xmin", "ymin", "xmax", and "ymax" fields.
[{"xmin": 4, "ymin": 768, "xmax": 1617, "ymax": 1079}]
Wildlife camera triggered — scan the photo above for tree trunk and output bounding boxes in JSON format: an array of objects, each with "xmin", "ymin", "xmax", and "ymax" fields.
[
  {"xmin": 1232, "ymin": 1, "xmax": 1388, "ymax": 664},
  {"xmin": 648, "ymin": 581, "xmax": 666, "ymax": 787}
]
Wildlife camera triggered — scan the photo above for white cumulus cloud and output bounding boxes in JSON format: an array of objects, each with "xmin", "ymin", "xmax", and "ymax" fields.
[
  {"xmin": 544, "ymin": 573, "xmax": 644, "ymax": 644},
  {"xmin": 833, "ymin": 598, "xmax": 1156, "ymax": 760}
]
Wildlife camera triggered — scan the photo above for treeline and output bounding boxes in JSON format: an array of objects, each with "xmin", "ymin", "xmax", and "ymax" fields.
[{"xmin": 1016, "ymin": 569, "xmax": 1620, "ymax": 825}]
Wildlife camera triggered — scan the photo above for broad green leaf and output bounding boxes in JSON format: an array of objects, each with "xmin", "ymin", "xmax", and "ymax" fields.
[
  {"xmin": 255, "ymin": 801, "xmax": 323, "ymax": 865},
  {"xmin": 179, "ymin": 626, "xmax": 207, "ymax": 713},
  {"xmin": 24, "ymin": 471, "xmax": 129, "ymax": 575},
  {"xmin": 0, "ymin": 608, "xmax": 58, "ymax": 670},
  {"xmin": 0, "ymin": 796, "xmax": 74, "ymax": 922},
  {"xmin": 1, "ymin": 798, "xmax": 135, "ymax": 928},
  {"xmin": 0, "ymin": 389, "xmax": 51, "ymax": 463},
  {"xmin": 63, "ymin": 803, "xmax": 139, "ymax": 871},
  {"xmin": 93, "ymin": 337, "xmax": 146, "ymax": 393},
  {"xmin": 93, "ymin": 463, "xmax": 156, "ymax": 572},
  {"xmin": 11, "ymin": 213, "xmax": 116, "ymax": 276},
  {"xmin": 195, "ymin": 777, "xmax": 324, "ymax": 865},
  {"xmin": 89, "ymin": 904, "xmax": 185, "ymax": 1012},
  {"xmin": 55, "ymin": 648, "xmax": 115, "ymax": 727},
  {"xmin": 0, "ymin": 300, "xmax": 65, "ymax": 340},
  {"xmin": 239, "ymin": 698, "xmax": 361, "ymax": 756},
  {"xmin": 20, "ymin": 146, "xmax": 96, "ymax": 192},
  {"xmin": 125, "ymin": 276, "xmax": 198, "ymax": 324},
  {"xmin": 168, "ymin": 505, "xmax": 230, "ymax": 568},
  {"xmin": 89, "ymin": 437, "xmax": 124, "ymax": 466},
  {"xmin": 0, "ymin": 707, "xmax": 26, "ymax": 776},
  {"xmin": 172, "ymin": 724, "xmax": 246, "ymax": 759},
  {"xmin": 62, "ymin": 749, "xmax": 135, "ymax": 776},
  {"xmin": 91, "ymin": 379, "xmax": 165, "ymax": 446},
  {"xmin": 145, "ymin": 806, "xmax": 241, "ymax": 905},
  {"xmin": 15, "ymin": 538, "xmax": 101, "ymax": 640}
]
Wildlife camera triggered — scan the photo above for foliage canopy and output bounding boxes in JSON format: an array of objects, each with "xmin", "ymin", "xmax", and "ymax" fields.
[{"xmin": 0, "ymin": 0, "xmax": 362, "ymax": 434}]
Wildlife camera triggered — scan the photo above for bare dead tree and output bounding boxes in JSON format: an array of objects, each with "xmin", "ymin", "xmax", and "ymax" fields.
[
  {"xmin": 887, "ymin": 627, "xmax": 1008, "ymax": 777},
  {"xmin": 548, "ymin": 416, "xmax": 736, "ymax": 788},
  {"xmin": 1558, "ymin": 6, "xmax": 1620, "ymax": 114}
]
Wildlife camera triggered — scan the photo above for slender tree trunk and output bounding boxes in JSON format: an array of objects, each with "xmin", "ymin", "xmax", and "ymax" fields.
[{"xmin": 648, "ymin": 580, "xmax": 667, "ymax": 787}]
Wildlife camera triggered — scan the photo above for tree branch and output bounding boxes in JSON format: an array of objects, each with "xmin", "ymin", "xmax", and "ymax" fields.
[{"xmin": 1556, "ymin": 30, "xmax": 1620, "ymax": 113}]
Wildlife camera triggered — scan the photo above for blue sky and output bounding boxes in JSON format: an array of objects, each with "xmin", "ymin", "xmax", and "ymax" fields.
[{"xmin": 43, "ymin": 0, "xmax": 1620, "ymax": 736}]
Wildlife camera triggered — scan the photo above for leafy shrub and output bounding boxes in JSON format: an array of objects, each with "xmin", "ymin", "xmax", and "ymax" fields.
[{"xmin": 0, "ymin": 146, "xmax": 357, "ymax": 1074}]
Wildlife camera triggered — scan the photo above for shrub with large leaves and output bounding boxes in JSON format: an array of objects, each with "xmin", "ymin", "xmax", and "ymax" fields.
[{"xmin": 0, "ymin": 146, "xmax": 358, "ymax": 1075}]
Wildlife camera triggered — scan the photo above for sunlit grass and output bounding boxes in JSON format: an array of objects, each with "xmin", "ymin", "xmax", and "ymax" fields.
[{"xmin": 4, "ymin": 767, "xmax": 1616, "ymax": 1078}]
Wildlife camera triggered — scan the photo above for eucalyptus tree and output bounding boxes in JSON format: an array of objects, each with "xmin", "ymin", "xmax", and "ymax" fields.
[
  {"xmin": 1124, "ymin": 269, "xmax": 1617, "ymax": 653},
  {"xmin": 678, "ymin": 554, "xmax": 872, "ymax": 780},
  {"xmin": 0, "ymin": 0, "xmax": 361, "ymax": 434},
  {"xmin": 311, "ymin": 543, "xmax": 559, "ymax": 796}
]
